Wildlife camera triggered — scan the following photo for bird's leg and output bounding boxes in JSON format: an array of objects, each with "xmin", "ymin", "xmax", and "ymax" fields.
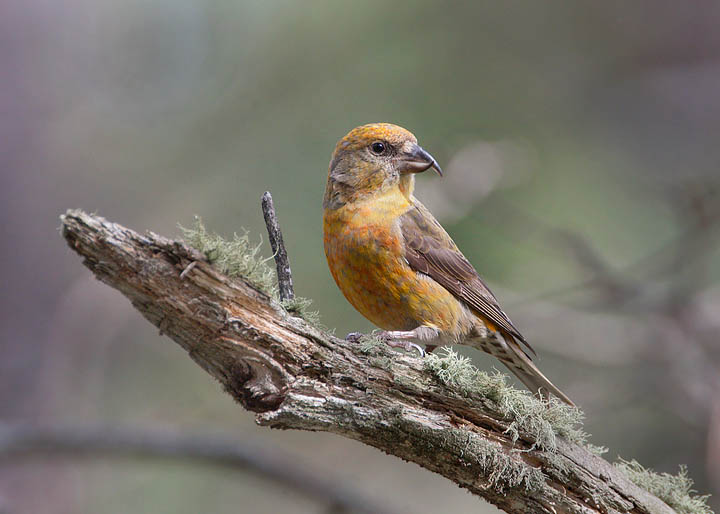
[
  {"xmin": 345, "ymin": 326, "xmax": 440, "ymax": 357},
  {"xmin": 377, "ymin": 326, "xmax": 441, "ymax": 357}
]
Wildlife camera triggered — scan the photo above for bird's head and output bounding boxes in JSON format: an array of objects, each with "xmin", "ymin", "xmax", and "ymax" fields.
[{"xmin": 324, "ymin": 123, "xmax": 442, "ymax": 209}]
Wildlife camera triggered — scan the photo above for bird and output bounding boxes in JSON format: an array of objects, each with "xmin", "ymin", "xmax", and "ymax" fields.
[{"xmin": 323, "ymin": 122, "xmax": 574, "ymax": 406}]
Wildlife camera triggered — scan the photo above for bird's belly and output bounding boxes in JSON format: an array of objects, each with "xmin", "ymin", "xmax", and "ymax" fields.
[{"xmin": 324, "ymin": 222, "xmax": 464, "ymax": 333}]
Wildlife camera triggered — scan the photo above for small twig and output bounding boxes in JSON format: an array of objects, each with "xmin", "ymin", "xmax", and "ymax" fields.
[
  {"xmin": 261, "ymin": 191, "xmax": 294, "ymax": 302},
  {"xmin": 0, "ymin": 422, "xmax": 396, "ymax": 514}
]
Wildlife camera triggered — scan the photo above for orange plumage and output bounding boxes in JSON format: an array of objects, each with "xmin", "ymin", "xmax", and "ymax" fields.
[{"xmin": 323, "ymin": 123, "xmax": 573, "ymax": 405}]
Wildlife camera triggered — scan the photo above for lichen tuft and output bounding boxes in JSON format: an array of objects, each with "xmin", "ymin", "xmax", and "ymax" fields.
[
  {"xmin": 444, "ymin": 428, "xmax": 545, "ymax": 492},
  {"xmin": 356, "ymin": 334, "xmax": 387, "ymax": 355},
  {"xmin": 179, "ymin": 217, "xmax": 276, "ymax": 294},
  {"xmin": 370, "ymin": 356, "xmax": 393, "ymax": 371},
  {"xmin": 586, "ymin": 444, "xmax": 608, "ymax": 456},
  {"xmin": 282, "ymin": 296, "xmax": 321, "ymax": 324},
  {"xmin": 179, "ymin": 217, "xmax": 319, "ymax": 324},
  {"xmin": 616, "ymin": 459, "xmax": 713, "ymax": 514},
  {"xmin": 425, "ymin": 348, "xmax": 589, "ymax": 452}
]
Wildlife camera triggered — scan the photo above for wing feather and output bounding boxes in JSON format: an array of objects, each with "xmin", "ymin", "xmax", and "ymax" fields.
[{"xmin": 400, "ymin": 200, "xmax": 536, "ymax": 357}]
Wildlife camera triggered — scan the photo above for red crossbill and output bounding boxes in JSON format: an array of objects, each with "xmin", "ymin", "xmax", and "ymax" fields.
[{"xmin": 323, "ymin": 123, "xmax": 573, "ymax": 405}]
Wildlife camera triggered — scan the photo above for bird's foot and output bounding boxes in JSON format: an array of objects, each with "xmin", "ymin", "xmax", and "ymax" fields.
[
  {"xmin": 345, "ymin": 332, "xmax": 364, "ymax": 344},
  {"xmin": 345, "ymin": 331, "xmax": 425, "ymax": 357},
  {"xmin": 378, "ymin": 332, "xmax": 425, "ymax": 357}
]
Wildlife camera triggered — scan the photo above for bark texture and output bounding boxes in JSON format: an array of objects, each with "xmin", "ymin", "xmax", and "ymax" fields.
[{"xmin": 60, "ymin": 209, "xmax": 677, "ymax": 514}]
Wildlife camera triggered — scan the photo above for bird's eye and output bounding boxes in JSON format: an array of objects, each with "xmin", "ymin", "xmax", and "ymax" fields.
[{"xmin": 370, "ymin": 142, "xmax": 386, "ymax": 155}]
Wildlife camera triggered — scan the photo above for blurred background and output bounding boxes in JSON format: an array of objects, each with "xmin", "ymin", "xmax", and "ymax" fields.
[{"xmin": 2, "ymin": 1, "xmax": 719, "ymax": 512}]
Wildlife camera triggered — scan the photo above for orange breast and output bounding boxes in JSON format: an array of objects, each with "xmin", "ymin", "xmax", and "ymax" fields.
[{"xmin": 323, "ymin": 191, "xmax": 464, "ymax": 333}]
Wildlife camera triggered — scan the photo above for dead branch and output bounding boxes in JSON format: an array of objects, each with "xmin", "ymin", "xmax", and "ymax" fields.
[
  {"xmin": 261, "ymin": 191, "xmax": 294, "ymax": 302},
  {"xmin": 59, "ymin": 209, "xmax": 680, "ymax": 514}
]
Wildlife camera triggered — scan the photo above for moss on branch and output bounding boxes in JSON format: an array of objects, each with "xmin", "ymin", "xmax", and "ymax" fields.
[
  {"xmin": 617, "ymin": 460, "xmax": 712, "ymax": 514},
  {"xmin": 179, "ymin": 217, "xmax": 320, "ymax": 323}
]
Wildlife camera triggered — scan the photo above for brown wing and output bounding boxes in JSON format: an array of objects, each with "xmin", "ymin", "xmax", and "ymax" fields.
[{"xmin": 400, "ymin": 200, "xmax": 536, "ymax": 357}]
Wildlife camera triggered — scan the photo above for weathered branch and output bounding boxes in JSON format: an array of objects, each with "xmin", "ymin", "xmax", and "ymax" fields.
[{"xmin": 60, "ymin": 209, "xmax": 679, "ymax": 514}]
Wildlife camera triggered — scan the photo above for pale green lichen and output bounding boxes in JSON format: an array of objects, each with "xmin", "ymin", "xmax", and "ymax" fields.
[
  {"xmin": 380, "ymin": 408, "xmax": 544, "ymax": 493},
  {"xmin": 369, "ymin": 356, "xmax": 394, "ymax": 371},
  {"xmin": 356, "ymin": 334, "xmax": 387, "ymax": 355},
  {"xmin": 443, "ymin": 427, "xmax": 545, "ymax": 492},
  {"xmin": 179, "ymin": 217, "xmax": 276, "ymax": 293},
  {"xmin": 616, "ymin": 459, "xmax": 713, "ymax": 514},
  {"xmin": 281, "ymin": 296, "xmax": 321, "ymax": 325},
  {"xmin": 424, "ymin": 347, "xmax": 588, "ymax": 452},
  {"xmin": 586, "ymin": 444, "xmax": 608, "ymax": 456},
  {"xmin": 179, "ymin": 217, "xmax": 319, "ymax": 324}
]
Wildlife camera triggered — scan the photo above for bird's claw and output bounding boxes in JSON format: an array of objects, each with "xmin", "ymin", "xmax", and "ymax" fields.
[
  {"xmin": 384, "ymin": 338, "xmax": 426, "ymax": 358},
  {"xmin": 345, "ymin": 332, "xmax": 364, "ymax": 344},
  {"xmin": 411, "ymin": 342, "xmax": 427, "ymax": 358}
]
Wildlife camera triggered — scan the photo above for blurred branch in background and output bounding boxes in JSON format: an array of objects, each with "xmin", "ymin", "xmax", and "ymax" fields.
[{"xmin": 0, "ymin": 422, "xmax": 396, "ymax": 514}]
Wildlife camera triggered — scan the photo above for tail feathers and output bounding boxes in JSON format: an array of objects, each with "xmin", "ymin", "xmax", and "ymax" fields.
[
  {"xmin": 494, "ymin": 335, "xmax": 575, "ymax": 407},
  {"xmin": 507, "ymin": 359, "xmax": 575, "ymax": 406}
]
